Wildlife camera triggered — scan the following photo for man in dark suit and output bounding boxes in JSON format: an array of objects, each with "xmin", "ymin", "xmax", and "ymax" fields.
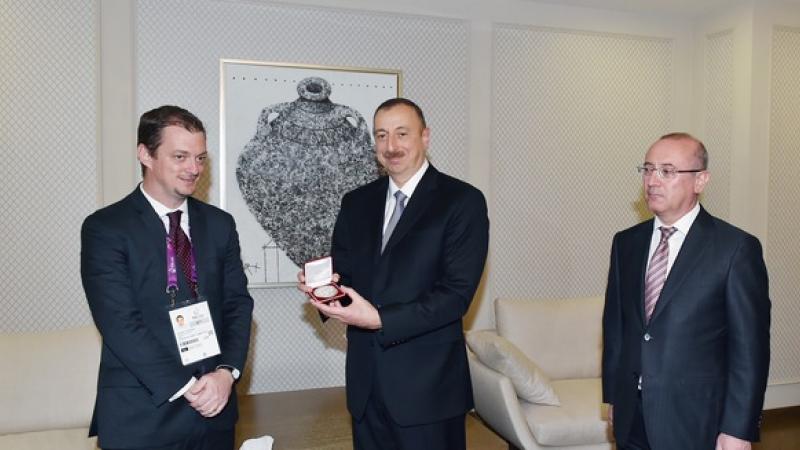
[
  {"xmin": 602, "ymin": 133, "xmax": 770, "ymax": 450},
  {"xmin": 81, "ymin": 105, "xmax": 253, "ymax": 450},
  {"xmin": 299, "ymin": 98, "xmax": 489, "ymax": 449}
]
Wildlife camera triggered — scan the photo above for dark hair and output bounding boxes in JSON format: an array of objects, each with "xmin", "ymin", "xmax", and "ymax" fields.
[
  {"xmin": 658, "ymin": 132, "xmax": 708, "ymax": 169},
  {"xmin": 374, "ymin": 97, "xmax": 427, "ymax": 128},
  {"xmin": 138, "ymin": 105, "xmax": 205, "ymax": 154}
]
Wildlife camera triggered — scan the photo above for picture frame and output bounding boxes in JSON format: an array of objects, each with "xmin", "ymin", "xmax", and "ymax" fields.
[{"xmin": 219, "ymin": 59, "xmax": 402, "ymax": 287}]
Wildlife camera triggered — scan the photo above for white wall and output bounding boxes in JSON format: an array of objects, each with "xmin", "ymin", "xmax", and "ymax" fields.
[
  {"xmin": 762, "ymin": 1, "xmax": 800, "ymax": 407},
  {"xmin": 0, "ymin": 0, "xmax": 99, "ymax": 332},
  {"xmin": 1, "ymin": 0, "xmax": 798, "ymax": 406}
]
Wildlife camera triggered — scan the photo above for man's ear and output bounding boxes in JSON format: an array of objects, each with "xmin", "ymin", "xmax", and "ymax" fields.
[
  {"xmin": 694, "ymin": 170, "xmax": 710, "ymax": 194},
  {"xmin": 137, "ymin": 144, "xmax": 153, "ymax": 169}
]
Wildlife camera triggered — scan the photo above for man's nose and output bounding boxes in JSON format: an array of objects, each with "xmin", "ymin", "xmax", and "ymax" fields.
[
  {"xmin": 187, "ymin": 159, "xmax": 201, "ymax": 174},
  {"xmin": 387, "ymin": 135, "xmax": 399, "ymax": 151},
  {"xmin": 645, "ymin": 171, "xmax": 661, "ymax": 186}
]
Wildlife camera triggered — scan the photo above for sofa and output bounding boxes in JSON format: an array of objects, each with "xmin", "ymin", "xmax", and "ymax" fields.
[
  {"xmin": 467, "ymin": 297, "xmax": 613, "ymax": 450},
  {"xmin": 0, "ymin": 326, "xmax": 100, "ymax": 450}
]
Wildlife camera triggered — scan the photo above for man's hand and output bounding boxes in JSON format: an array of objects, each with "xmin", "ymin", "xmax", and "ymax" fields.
[
  {"xmin": 184, "ymin": 369, "xmax": 234, "ymax": 417},
  {"xmin": 716, "ymin": 433, "xmax": 751, "ymax": 450},
  {"xmin": 309, "ymin": 285, "xmax": 381, "ymax": 329},
  {"xmin": 608, "ymin": 404, "xmax": 613, "ymax": 426}
]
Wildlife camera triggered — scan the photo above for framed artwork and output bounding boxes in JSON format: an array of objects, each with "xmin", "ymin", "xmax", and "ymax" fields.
[{"xmin": 220, "ymin": 59, "xmax": 401, "ymax": 287}]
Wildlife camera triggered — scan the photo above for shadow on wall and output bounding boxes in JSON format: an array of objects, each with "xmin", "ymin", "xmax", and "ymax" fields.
[
  {"xmin": 239, "ymin": 319, "xmax": 258, "ymax": 393},
  {"xmin": 194, "ymin": 154, "xmax": 213, "ymax": 203}
]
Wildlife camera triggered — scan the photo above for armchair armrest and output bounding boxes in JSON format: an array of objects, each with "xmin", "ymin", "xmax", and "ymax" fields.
[{"xmin": 468, "ymin": 350, "xmax": 541, "ymax": 450}]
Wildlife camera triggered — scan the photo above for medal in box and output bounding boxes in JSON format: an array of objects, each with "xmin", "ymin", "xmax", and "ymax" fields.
[{"xmin": 304, "ymin": 256, "xmax": 345, "ymax": 303}]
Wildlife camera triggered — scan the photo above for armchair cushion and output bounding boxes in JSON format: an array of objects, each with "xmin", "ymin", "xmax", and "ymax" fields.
[
  {"xmin": 466, "ymin": 330, "xmax": 560, "ymax": 406},
  {"xmin": 523, "ymin": 378, "xmax": 611, "ymax": 446},
  {"xmin": 0, "ymin": 429, "xmax": 97, "ymax": 450}
]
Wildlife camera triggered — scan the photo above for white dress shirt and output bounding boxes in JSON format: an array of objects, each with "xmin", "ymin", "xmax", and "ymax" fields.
[
  {"xmin": 646, "ymin": 202, "xmax": 701, "ymax": 276},
  {"xmin": 383, "ymin": 160, "xmax": 429, "ymax": 234},
  {"xmin": 139, "ymin": 184, "xmax": 191, "ymax": 239}
]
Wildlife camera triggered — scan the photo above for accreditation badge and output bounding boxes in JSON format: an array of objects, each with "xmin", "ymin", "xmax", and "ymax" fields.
[{"xmin": 169, "ymin": 300, "xmax": 221, "ymax": 366}]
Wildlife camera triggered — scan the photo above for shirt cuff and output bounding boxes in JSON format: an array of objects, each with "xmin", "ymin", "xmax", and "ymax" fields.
[{"xmin": 169, "ymin": 376, "xmax": 197, "ymax": 402}]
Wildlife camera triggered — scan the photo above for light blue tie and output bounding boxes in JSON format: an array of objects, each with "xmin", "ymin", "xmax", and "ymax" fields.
[{"xmin": 382, "ymin": 190, "xmax": 407, "ymax": 252}]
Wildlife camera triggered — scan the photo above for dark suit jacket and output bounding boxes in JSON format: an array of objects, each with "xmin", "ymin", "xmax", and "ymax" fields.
[
  {"xmin": 81, "ymin": 187, "xmax": 253, "ymax": 448},
  {"xmin": 602, "ymin": 206, "xmax": 770, "ymax": 449},
  {"xmin": 331, "ymin": 165, "xmax": 489, "ymax": 426}
]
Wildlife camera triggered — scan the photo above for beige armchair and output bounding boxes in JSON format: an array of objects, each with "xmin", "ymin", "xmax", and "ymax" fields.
[
  {"xmin": 0, "ymin": 326, "xmax": 267, "ymax": 450},
  {"xmin": 467, "ymin": 297, "xmax": 613, "ymax": 450},
  {"xmin": 0, "ymin": 326, "xmax": 100, "ymax": 450}
]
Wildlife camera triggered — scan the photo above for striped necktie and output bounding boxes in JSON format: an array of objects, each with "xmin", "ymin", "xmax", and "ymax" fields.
[{"xmin": 644, "ymin": 226, "xmax": 677, "ymax": 323}]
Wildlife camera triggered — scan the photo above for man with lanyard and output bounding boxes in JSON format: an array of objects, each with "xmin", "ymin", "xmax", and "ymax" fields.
[{"xmin": 81, "ymin": 105, "xmax": 253, "ymax": 450}]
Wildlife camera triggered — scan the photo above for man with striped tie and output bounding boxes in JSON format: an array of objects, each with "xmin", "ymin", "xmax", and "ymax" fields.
[{"xmin": 602, "ymin": 133, "xmax": 770, "ymax": 450}]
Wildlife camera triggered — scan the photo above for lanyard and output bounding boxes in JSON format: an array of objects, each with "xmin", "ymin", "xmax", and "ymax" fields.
[{"xmin": 166, "ymin": 234, "xmax": 198, "ymax": 302}]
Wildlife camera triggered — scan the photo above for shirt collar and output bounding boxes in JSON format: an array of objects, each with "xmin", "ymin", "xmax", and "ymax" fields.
[
  {"xmin": 654, "ymin": 202, "xmax": 700, "ymax": 236},
  {"xmin": 388, "ymin": 159, "xmax": 429, "ymax": 200},
  {"xmin": 139, "ymin": 183, "xmax": 188, "ymax": 219}
]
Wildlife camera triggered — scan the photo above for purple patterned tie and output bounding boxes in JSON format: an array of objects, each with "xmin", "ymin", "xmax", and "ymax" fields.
[
  {"xmin": 644, "ymin": 226, "xmax": 677, "ymax": 323},
  {"xmin": 167, "ymin": 211, "xmax": 197, "ymax": 298}
]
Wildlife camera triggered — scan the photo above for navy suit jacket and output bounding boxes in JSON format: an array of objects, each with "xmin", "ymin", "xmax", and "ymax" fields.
[
  {"xmin": 81, "ymin": 187, "xmax": 253, "ymax": 448},
  {"xmin": 602, "ymin": 206, "xmax": 770, "ymax": 449},
  {"xmin": 331, "ymin": 165, "xmax": 489, "ymax": 426}
]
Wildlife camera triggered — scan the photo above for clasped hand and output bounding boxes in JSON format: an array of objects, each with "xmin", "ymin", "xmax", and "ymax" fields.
[{"xmin": 184, "ymin": 369, "xmax": 234, "ymax": 417}]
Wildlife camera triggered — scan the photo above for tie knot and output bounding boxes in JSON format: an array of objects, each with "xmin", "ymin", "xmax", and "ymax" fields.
[
  {"xmin": 394, "ymin": 190, "xmax": 407, "ymax": 206},
  {"xmin": 659, "ymin": 226, "xmax": 677, "ymax": 242},
  {"xmin": 167, "ymin": 210, "xmax": 182, "ymax": 233}
]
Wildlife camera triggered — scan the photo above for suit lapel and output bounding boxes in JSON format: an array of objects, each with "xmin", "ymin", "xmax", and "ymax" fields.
[
  {"xmin": 127, "ymin": 188, "xmax": 172, "ymax": 296},
  {"xmin": 648, "ymin": 207, "xmax": 713, "ymax": 324},
  {"xmin": 361, "ymin": 177, "xmax": 389, "ymax": 266},
  {"xmin": 633, "ymin": 221, "xmax": 654, "ymax": 325},
  {"xmin": 131, "ymin": 187, "xmax": 169, "ymax": 258},
  {"xmin": 381, "ymin": 166, "xmax": 439, "ymax": 255}
]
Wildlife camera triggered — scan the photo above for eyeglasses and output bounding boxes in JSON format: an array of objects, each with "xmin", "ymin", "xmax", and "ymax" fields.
[{"xmin": 637, "ymin": 165, "xmax": 704, "ymax": 180}]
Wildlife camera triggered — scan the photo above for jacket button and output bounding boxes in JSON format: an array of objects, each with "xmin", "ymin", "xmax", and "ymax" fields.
[{"xmin": 644, "ymin": 333, "xmax": 652, "ymax": 341}]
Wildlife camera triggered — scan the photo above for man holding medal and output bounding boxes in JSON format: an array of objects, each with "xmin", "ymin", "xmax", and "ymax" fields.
[
  {"xmin": 299, "ymin": 98, "xmax": 490, "ymax": 449},
  {"xmin": 81, "ymin": 105, "xmax": 253, "ymax": 450}
]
